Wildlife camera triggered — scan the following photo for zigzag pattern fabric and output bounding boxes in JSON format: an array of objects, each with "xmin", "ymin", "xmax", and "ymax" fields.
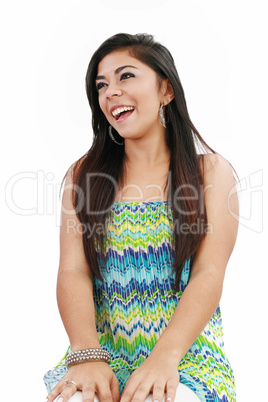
[{"xmin": 43, "ymin": 201, "xmax": 236, "ymax": 401}]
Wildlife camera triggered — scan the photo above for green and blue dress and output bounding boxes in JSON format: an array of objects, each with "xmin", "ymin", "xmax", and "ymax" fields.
[{"xmin": 44, "ymin": 201, "xmax": 236, "ymax": 401}]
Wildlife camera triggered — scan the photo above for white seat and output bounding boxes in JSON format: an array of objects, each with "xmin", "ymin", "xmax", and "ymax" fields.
[{"xmin": 65, "ymin": 383, "xmax": 200, "ymax": 402}]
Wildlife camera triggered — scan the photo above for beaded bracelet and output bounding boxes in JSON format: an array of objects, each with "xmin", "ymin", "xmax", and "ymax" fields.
[{"xmin": 65, "ymin": 348, "xmax": 111, "ymax": 369}]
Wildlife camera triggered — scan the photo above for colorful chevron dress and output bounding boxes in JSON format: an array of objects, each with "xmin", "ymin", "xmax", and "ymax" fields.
[{"xmin": 44, "ymin": 201, "xmax": 236, "ymax": 401}]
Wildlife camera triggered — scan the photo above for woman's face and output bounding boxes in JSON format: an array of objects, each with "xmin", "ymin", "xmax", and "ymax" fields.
[{"xmin": 96, "ymin": 49, "xmax": 165, "ymax": 140}]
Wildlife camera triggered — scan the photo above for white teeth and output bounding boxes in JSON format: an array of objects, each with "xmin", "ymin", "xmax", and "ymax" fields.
[{"xmin": 112, "ymin": 106, "xmax": 135, "ymax": 117}]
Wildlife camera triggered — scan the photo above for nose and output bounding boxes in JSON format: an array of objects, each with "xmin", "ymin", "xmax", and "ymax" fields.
[{"xmin": 105, "ymin": 82, "xmax": 123, "ymax": 98}]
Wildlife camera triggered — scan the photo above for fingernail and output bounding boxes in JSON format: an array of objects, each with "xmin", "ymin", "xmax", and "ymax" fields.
[
  {"xmin": 153, "ymin": 400, "xmax": 159, "ymax": 402},
  {"xmin": 167, "ymin": 398, "xmax": 172, "ymax": 402},
  {"xmin": 57, "ymin": 398, "xmax": 64, "ymax": 402}
]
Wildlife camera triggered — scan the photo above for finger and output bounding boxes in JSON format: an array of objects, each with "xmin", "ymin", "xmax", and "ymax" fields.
[
  {"xmin": 46, "ymin": 378, "xmax": 67, "ymax": 401},
  {"xmin": 165, "ymin": 379, "xmax": 179, "ymax": 402},
  {"xmin": 82, "ymin": 384, "xmax": 96, "ymax": 402},
  {"xmin": 110, "ymin": 375, "xmax": 120, "ymax": 402},
  {"xmin": 130, "ymin": 383, "xmax": 152, "ymax": 402},
  {"xmin": 151, "ymin": 382, "xmax": 165, "ymax": 402},
  {"xmin": 96, "ymin": 383, "xmax": 114, "ymax": 402},
  {"xmin": 120, "ymin": 373, "xmax": 142, "ymax": 402},
  {"xmin": 120, "ymin": 384, "xmax": 136, "ymax": 402},
  {"xmin": 55, "ymin": 382, "xmax": 78, "ymax": 401}
]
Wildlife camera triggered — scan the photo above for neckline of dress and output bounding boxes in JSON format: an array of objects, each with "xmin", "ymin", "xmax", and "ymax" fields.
[{"xmin": 111, "ymin": 200, "xmax": 171, "ymax": 206}]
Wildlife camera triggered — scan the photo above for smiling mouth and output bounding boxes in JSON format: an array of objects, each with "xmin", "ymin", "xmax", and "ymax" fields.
[{"xmin": 112, "ymin": 106, "xmax": 135, "ymax": 121}]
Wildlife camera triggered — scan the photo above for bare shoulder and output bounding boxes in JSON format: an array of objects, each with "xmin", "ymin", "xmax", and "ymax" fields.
[
  {"xmin": 200, "ymin": 152, "xmax": 239, "ymax": 238},
  {"xmin": 198, "ymin": 152, "xmax": 239, "ymax": 238},
  {"xmin": 59, "ymin": 153, "xmax": 91, "ymax": 275},
  {"xmin": 192, "ymin": 153, "xmax": 239, "ymax": 275},
  {"xmin": 199, "ymin": 153, "xmax": 235, "ymax": 185},
  {"xmin": 199, "ymin": 152, "xmax": 231, "ymax": 171}
]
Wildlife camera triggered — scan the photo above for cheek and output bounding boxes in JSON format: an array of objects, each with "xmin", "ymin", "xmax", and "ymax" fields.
[
  {"xmin": 139, "ymin": 92, "xmax": 160, "ymax": 118},
  {"xmin": 137, "ymin": 82, "xmax": 160, "ymax": 109}
]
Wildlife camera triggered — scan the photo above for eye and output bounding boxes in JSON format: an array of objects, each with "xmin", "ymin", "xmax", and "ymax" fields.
[
  {"xmin": 96, "ymin": 82, "xmax": 107, "ymax": 91},
  {"xmin": 120, "ymin": 72, "xmax": 135, "ymax": 81}
]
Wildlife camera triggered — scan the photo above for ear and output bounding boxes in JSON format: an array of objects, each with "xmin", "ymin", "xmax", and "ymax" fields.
[{"xmin": 161, "ymin": 79, "xmax": 174, "ymax": 105}]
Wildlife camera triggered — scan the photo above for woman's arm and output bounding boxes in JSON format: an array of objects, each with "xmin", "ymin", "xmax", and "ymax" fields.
[
  {"xmin": 56, "ymin": 164, "xmax": 100, "ymax": 350},
  {"xmin": 120, "ymin": 153, "xmax": 239, "ymax": 402},
  {"xmin": 151, "ymin": 153, "xmax": 239, "ymax": 361},
  {"xmin": 47, "ymin": 165, "xmax": 120, "ymax": 402}
]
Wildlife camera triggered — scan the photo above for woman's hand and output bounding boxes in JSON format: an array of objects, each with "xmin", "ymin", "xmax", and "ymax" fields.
[
  {"xmin": 46, "ymin": 361, "xmax": 120, "ymax": 402},
  {"xmin": 120, "ymin": 351, "xmax": 180, "ymax": 402}
]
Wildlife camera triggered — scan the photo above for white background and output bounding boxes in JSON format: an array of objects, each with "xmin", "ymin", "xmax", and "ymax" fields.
[{"xmin": 1, "ymin": 0, "xmax": 267, "ymax": 400}]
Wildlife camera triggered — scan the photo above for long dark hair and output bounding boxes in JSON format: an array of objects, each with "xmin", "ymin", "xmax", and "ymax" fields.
[{"xmin": 61, "ymin": 33, "xmax": 218, "ymax": 289}]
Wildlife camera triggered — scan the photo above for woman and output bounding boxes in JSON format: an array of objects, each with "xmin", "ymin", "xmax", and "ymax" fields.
[{"xmin": 44, "ymin": 33, "xmax": 239, "ymax": 402}]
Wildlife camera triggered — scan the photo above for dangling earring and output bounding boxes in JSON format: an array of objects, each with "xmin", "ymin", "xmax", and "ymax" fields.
[
  {"xmin": 108, "ymin": 126, "xmax": 124, "ymax": 145},
  {"xmin": 159, "ymin": 104, "xmax": 166, "ymax": 128}
]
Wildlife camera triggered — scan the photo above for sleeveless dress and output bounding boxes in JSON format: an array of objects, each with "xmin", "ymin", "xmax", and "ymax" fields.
[{"xmin": 43, "ymin": 201, "xmax": 236, "ymax": 402}]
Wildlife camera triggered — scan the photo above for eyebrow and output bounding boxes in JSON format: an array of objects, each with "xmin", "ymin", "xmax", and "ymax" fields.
[{"xmin": 95, "ymin": 65, "xmax": 138, "ymax": 81}]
